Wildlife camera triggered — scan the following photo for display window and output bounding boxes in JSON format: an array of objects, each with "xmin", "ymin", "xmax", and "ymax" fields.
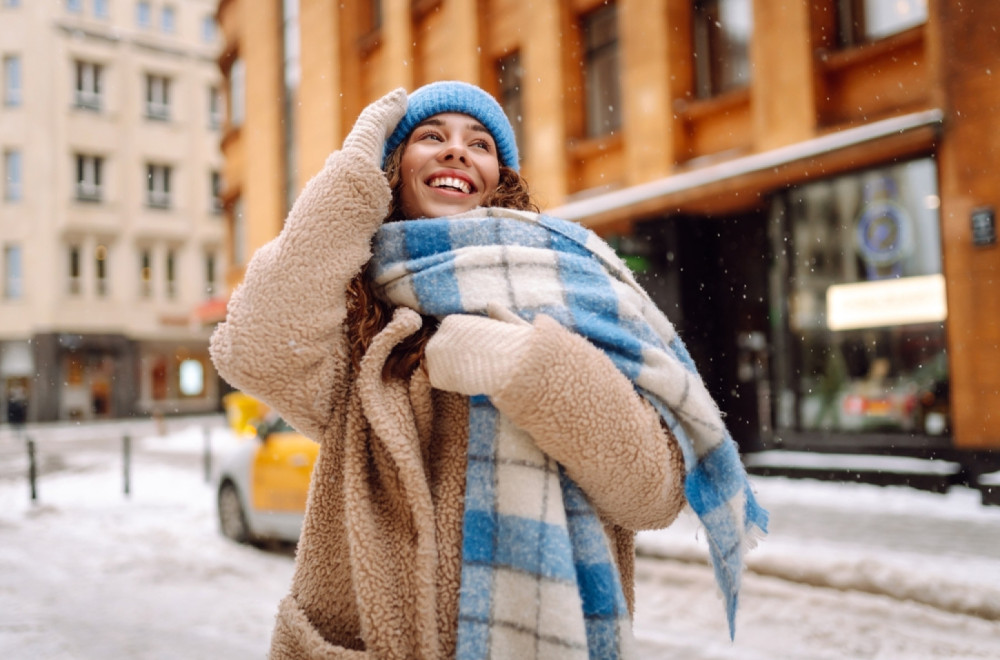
[{"xmin": 771, "ymin": 158, "xmax": 950, "ymax": 437}]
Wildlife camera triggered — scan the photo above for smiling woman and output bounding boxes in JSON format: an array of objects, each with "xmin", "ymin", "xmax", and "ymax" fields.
[{"xmin": 210, "ymin": 81, "xmax": 762, "ymax": 659}]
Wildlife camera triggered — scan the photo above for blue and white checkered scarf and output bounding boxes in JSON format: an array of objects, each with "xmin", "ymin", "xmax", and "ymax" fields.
[{"xmin": 370, "ymin": 208, "xmax": 768, "ymax": 655}]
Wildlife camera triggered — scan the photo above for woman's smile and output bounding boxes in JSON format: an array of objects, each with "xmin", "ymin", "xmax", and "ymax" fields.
[{"xmin": 398, "ymin": 112, "xmax": 501, "ymax": 219}]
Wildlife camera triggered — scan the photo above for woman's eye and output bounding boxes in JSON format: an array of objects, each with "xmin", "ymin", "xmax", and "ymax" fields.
[
  {"xmin": 472, "ymin": 140, "xmax": 492, "ymax": 151},
  {"xmin": 417, "ymin": 132, "xmax": 443, "ymax": 142}
]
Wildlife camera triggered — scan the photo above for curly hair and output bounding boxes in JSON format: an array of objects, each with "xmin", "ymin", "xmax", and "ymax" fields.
[{"xmin": 346, "ymin": 141, "xmax": 539, "ymax": 381}]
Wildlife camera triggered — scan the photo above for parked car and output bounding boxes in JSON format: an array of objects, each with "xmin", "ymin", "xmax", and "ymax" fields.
[{"xmin": 215, "ymin": 393, "xmax": 318, "ymax": 544}]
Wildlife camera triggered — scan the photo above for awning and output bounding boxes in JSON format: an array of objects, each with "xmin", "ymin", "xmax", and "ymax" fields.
[
  {"xmin": 548, "ymin": 108, "xmax": 945, "ymax": 228},
  {"xmin": 193, "ymin": 296, "xmax": 230, "ymax": 325}
]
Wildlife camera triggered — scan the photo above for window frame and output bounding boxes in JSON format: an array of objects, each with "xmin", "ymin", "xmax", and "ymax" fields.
[
  {"xmin": 836, "ymin": 0, "xmax": 928, "ymax": 47},
  {"xmin": 146, "ymin": 163, "xmax": 172, "ymax": 209},
  {"xmin": 3, "ymin": 55, "xmax": 21, "ymax": 107},
  {"xmin": 3, "ymin": 243, "xmax": 22, "ymax": 300},
  {"xmin": 67, "ymin": 244, "xmax": 82, "ymax": 295},
  {"xmin": 76, "ymin": 154, "xmax": 104, "ymax": 202},
  {"xmin": 74, "ymin": 60, "xmax": 104, "ymax": 111},
  {"xmin": 496, "ymin": 51, "xmax": 525, "ymax": 154},
  {"xmin": 161, "ymin": 5, "xmax": 176, "ymax": 34},
  {"xmin": 145, "ymin": 73, "xmax": 171, "ymax": 121},
  {"xmin": 95, "ymin": 243, "xmax": 109, "ymax": 297},
  {"xmin": 581, "ymin": 3, "xmax": 622, "ymax": 138},
  {"xmin": 4, "ymin": 149, "xmax": 22, "ymax": 201},
  {"xmin": 136, "ymin": 0, "xmax": 152, "ymax": 28},
  {"xmin": 691, "ymin": 0, "xmax": 753, "ymax": 99},
  {"xmin": 165, "ymin": 248, "xmax": 177, "ymax": 298},
  {"xmin": 227, "ymin": 58, "xmax": 245, "ymax": 129},
  {"xmin": 139, "ymin": 248, "xmax": 153, "ymax": 298}
]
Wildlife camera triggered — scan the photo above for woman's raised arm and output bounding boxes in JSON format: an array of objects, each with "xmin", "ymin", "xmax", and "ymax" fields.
[{"xmin": 210, "ymin": 90, "xmax": 407, "ymax": 440}]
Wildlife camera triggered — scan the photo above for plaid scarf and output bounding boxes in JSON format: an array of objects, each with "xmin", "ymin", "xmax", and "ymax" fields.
[{"xmin": 370, "ymin": 208, "xmax": 768, "ymax": 653}]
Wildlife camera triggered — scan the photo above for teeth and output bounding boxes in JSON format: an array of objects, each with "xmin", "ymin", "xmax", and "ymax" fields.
[{"xmin": 429, "ymin": 176, "xmax": 472, "ymax": 194}]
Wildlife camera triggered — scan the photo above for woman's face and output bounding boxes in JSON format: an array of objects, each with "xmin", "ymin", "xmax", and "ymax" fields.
[{"xmin": 398, "ymin": 112, "xmax": 501, "ymax": 219}]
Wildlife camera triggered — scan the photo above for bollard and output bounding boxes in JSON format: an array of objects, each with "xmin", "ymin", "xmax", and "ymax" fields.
[
  {"xmin": 122, "ymin": 434, "xmax": 131, "ymax": 497},
  {"xmin": 203, "ymin": 426, "xmax": 212, "ymax": 484},
  {"xmin": 27, "ymin": 437, "xmax": 37, "ymax": 503}
]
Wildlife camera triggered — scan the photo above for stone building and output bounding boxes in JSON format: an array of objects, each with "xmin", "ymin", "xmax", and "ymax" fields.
[
  {"xmin": 0, "ymin": 0, "xmax": 226, "ymax": 422},
  {"xmin": 213, "ymin": 0, "xmax": 999, "ymax": 466}
]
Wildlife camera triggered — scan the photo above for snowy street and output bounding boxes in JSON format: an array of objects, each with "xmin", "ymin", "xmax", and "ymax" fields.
[{"xmin": 2, "ymin": 419, "xmax": 1000, "ymax": 659}]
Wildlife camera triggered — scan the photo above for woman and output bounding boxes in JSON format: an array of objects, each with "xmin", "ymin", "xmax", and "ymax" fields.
[{"xmin": 211, "ymin": 81, "xmax": 765, "ymax": 659}]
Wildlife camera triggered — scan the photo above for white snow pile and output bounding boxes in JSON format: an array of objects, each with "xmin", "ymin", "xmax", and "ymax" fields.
[{"xmin": 637, "ymin": 475, "xmax": 1000, "ymax": 621}]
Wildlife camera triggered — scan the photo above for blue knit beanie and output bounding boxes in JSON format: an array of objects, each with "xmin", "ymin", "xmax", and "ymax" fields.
[{"xmin": 383, "ymin": 81, "xmax": 520, "ymax": 171}]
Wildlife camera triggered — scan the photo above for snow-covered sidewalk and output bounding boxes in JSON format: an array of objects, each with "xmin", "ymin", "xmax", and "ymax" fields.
[
  {"xmin": 2, "ymin": 421, "xmax": 999, "ymax": 659},
  {"xmin": 638, "ymin": 475, "xmax": 1000, "ymax": 622}
]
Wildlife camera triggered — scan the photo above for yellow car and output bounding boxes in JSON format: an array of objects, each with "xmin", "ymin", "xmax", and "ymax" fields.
[{"xmin": 215, "ymin": 393, "xmax": 319, "ymax": 544}]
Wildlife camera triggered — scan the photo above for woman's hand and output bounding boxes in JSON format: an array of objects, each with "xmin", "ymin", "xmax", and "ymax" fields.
[
  {"xmin": 425, "ymin": 304, "xmax": 533, "ymax": 397},
  {"xmin": 339, "ymin": 88, "xmax": 408, "ymax": 167}
]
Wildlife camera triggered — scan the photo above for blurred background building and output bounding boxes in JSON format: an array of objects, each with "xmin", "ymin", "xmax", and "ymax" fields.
[
  {"xmin": 217, "ymin": 1, "xmax": 994, "ymax": 471},
  {"xmin": 0, "ymin": 0, "xmax": 226, "ymax": 422}
]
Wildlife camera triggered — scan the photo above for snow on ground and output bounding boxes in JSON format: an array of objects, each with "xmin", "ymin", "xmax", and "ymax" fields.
[{"xmin": 2, "ymin": 421, "xmax": 1000, "ymax": 659}]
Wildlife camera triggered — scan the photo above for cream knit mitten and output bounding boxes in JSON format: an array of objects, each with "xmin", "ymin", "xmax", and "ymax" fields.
[
  {"xmin": 336, "ymin": 88, "xmax": 408, "ymax": 167},
  {"xmin": 425, "ymin": 312, "xmax": 534, "ymax": 397}
]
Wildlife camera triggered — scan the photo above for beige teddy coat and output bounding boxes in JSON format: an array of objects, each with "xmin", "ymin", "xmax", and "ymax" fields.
[{"xmin": 209, "ymin": 148, "xmax": 686, "ymax": 659}]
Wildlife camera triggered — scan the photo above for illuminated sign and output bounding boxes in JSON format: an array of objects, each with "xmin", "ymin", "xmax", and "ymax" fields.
[{"xmin": 826, "ymin": 274, "xmax": 947, "ymax": 331}]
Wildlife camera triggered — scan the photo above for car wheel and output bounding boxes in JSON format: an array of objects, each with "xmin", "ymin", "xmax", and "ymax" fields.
[{"xmin": 218, "ymin": 481, "xmax": 252, "ymax": 544}]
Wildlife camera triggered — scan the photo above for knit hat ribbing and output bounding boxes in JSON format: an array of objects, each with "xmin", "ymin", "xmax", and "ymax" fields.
[{"xmin": 383, "ymin": 81, "xmax": 520, "ymax": 171}]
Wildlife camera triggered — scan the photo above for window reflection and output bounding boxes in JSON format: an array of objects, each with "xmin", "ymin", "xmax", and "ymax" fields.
[{"xmin": 773, "ymin": 158, "xmax": 950, "ymax": 436}]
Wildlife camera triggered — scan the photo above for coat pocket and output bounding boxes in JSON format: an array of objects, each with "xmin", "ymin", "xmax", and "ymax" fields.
[{"xmin": 269, "ymin": 594, "xmax": 367, "ymax": 660}]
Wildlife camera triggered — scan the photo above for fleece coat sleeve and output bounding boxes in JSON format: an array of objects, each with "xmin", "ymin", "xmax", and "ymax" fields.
[
  {"xmin": 491, "ymin": 315, "xmax": 687, "ymax": 531},
  {"xmin": 209, "ymin": 151, "xmax": 391, "ymax": 442}
]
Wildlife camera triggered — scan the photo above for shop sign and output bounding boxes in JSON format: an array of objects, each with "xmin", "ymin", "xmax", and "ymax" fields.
[{"xmin": 826, "ymin": 273, "xmax": 947, "ymax": 331}]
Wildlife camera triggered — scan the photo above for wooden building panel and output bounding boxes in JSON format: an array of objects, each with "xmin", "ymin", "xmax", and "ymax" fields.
[
  {"xmin": 934, "ymin": 1, "xmax": 1000, "ymax": 449},
  {"xmin": 817, "ymin": 28, "xmax": 930, "ymax": 127},
  {"xmin": 679, "ymin": 92, "xmax": 752, "ymax": 161},
  {"xmin": 482, "ymin": 0, "xmax": 522, "ymax": 58},
  {"xmin": 570, "ymin": 137, "xmax": 624, "ymax": 193}
]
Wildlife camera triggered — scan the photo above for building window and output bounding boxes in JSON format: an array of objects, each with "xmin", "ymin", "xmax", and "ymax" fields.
[
  {"xmin": 361, "ymin": 0, "xmax": 382, "ymax": 34},
  {"xmin": 771, "ymin": 158, "xmax": 949, "ymax": 437},
  {"xmin": 179, "ymin": 358, "xmax": 205, "ymax": 397},
  {"xmin": 204, "ymin": 251, "xmax": 216, "ymax": 296},
  {"xmin": 837, "ymin": 0, "xmax": 928, "ymax": 47},
  {"xmin": 76, "ymin": 155, "xmax": 104, "ymax": 202},
  {"xmin": 146, "ymin": 163, "xmax": 171, "ymax": 208},
  {"xmin": 3, "ymin": 55, "xmax": 21, "ymax": 107},
  {"xmin": 208, "ymin": 85, "xmax": 222, "ymax": 129},
  {"xmin": 165, "ymin": 248, "xmax": 176, "ymax": 298},
  {"xmin": 139, "ymin": 249, "xmax": 152, "ymax": 298},
  {"xmin": 496, "ymin": 52, "xmax": 525, "ymax": 155},
  {"xmin": 4, "ymin": 150, "xmax": 21, "ymax": 201},
  {"xmin": 94, "ymin": 0, "xmax": 109, "ymax": 19},
  {"xmin": 231, "ymin": 197, "xmax": 245, "ymax": 267},
  {"xmin": 136, "ymin": 0, "xmax": 151, "ymax": 27},
  {"xmin": 95, "ymin": 243, "xmax": 108, "ymax": 297},
  {"xmin": 210, "ymin": 170, "xmax": 223, "ymax": 213},
  {"xmin": 74, "ymin": 60, "xmax": 103, "ymax": 111},
  {"xmin": 692, "ymin": 0, "xmax": 753, "ymax": 99},
  {"xmin": 145, "ymin": 74, "xmax": 171, "ymax": 120},
  {"xmin": 3, "ymin": 244, "xmax": 22, "ymax": 300},
  {"xmin": 68, "ymin": 245, "xmax": 81, "ymax": 295},
  {"xmin": 228, "ymin": 58, "xmax": 245, "ymax": 129},
  {"xmin": 66, "ymin": 0, "xmax": 82, "ymax": 12},
  {"xmin": 161, "ymin": 5, "xmax": 176, "ymax": 33},
  {"xmin": 201, "ymin": 15, "xmax": 218, "ymax": 43},
  {"xmin": 582, "ymin": 4, "xmax": 622, "ymax": 137}
]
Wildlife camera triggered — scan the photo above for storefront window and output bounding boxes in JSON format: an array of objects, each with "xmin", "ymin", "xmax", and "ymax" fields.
[{"xmin": 772, "ymin": 158, "xmax": 949, "ymax": 437}]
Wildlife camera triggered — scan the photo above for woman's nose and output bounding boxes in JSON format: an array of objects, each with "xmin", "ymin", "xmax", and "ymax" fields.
[{"xmin": 440, "ymin": 141, "xmax": 468, "ymax": 163}]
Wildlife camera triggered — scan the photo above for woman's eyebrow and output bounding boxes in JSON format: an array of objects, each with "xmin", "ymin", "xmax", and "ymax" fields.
[{"xmin": 413, "ymin": 117, "xmax": 493, "ymax": 138}]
